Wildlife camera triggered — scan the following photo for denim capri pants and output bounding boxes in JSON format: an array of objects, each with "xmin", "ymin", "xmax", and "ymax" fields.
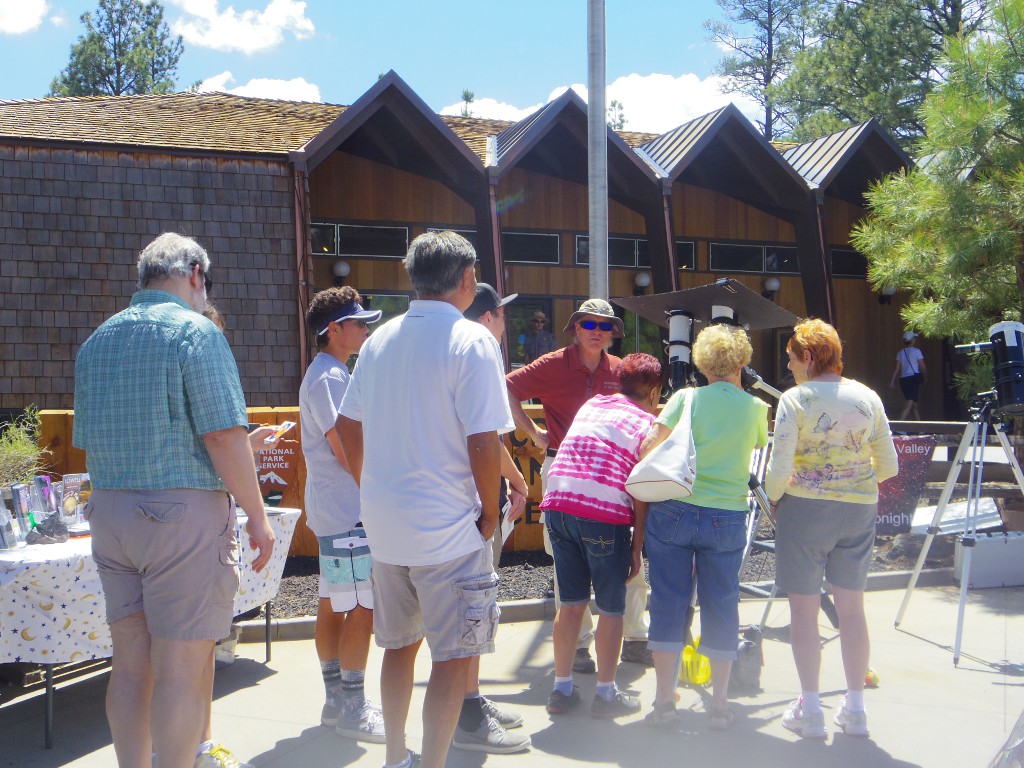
[{"xmin": 645, "ymin": 499, "xmax": 747, "ymax": 659}]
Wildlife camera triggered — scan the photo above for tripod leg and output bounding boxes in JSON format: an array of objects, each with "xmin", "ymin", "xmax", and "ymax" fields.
[
  {"xmin": 953, "ymin": 541, "xmax": 974, "ymax": 666},
  {"xmin": 896, "ymin": 422, "xmax": 978, "ymax": 627}
]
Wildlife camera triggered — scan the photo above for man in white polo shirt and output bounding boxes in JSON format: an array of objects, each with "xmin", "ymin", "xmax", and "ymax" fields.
[{"xmin": 337, "ymin": 231, "xmax": 513, "ymax": 768}]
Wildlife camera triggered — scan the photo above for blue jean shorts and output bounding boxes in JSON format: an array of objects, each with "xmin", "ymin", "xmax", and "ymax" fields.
[
  {"xmin": 544, "ymin": 509, "xmax": 633, "ymax": 616},
  {"xmin": 645, "ymin": 499, "xmax": 747, "ymax": 659}
]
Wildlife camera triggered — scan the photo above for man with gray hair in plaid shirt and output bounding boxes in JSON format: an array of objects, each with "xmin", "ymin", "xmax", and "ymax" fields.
[{"xmin": 74, "ymin": 232, "xmax": 274, "ymax": 768}]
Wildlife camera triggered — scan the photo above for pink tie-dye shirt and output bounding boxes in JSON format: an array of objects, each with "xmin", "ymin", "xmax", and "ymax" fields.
[{"xmin": 541, "ymin": 394, "xmax": 655, "ymax": 525}]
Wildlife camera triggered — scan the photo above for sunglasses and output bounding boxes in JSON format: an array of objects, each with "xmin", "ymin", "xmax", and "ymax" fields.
[
  {"xmin": 531, "ymin": 319, "xmax": 545, "ymax": 324},
  {"xmin": 343, "ymin": 319, "xmax": 369, "ymax": 329},
  {"xmin": 193, "ymin": 263, "xmax": 213, "ymax": 294},
  {"xmin": 579, "ymin": 320, "xmax": 615, "ymax": 332}
]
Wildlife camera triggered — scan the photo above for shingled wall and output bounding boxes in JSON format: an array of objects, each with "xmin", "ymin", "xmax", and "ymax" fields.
[{"xmin": 0, "ymin": 143, "xmax": 301, "ymax": 412}]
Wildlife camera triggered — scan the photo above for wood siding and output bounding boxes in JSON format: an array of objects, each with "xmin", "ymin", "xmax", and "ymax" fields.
[{"xmin": 0, "ymin": 143, "xmax": 301, "ymax": 411}]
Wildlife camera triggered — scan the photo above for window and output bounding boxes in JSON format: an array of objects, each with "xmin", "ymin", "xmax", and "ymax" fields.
[
  {"xmin": 310, "ymin": 223, "xmax": 336, "ymax": 256},
  {"xmin": 831, "ymin": 248, "xmax": 868, "ymax": 277},
  {"xmin": 709, "ymin": 243, "xmax": 763, "ymax": 272},
  {"xmin": 675, "ymin": 241, "xmax": 696, "ymax": 271},
  {"xmin": 502, "ymin": 232, "xmax": 560, "ymax": 264},
  {"xmin": 576, "ymin": 235, "xmax": 647, "ymax": 267},
  {"xmin": 765, "ymin": 246, "xmax": 799, "ymax": 274},
  {"xmin": 337, "ymin": 224, "xmax": 408, "ymax": 258},
  {"xmin": 427, "ymin": 228, "xmax": 478, "ymax": 252}
]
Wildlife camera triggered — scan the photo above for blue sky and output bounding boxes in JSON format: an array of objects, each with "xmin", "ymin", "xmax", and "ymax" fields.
[{"xmin": 0, "ymin": 0, "xmax": 759, "ymax": 133}]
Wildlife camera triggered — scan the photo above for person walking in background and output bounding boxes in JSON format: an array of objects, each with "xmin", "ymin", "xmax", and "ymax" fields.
[
  {"xmin": 638, "ymin": 325, "xmax": 768, "ymax": 731},
  {"xmin": 766, "ymin": 319, "xmax": 898, "ymax": 740},
  {"xmin": 890, "ymin": 330, "xmax": 927, "ymax": 420},
  {"xmin": 543, "ymin": 353, "xmax": 662, "ymax": 719},
  {"xmin": 336, "ymin": 231, "xmax": 513, "ymax": 768},
  {"xmin": 506, "ymin": 298, "xmax": 654, "ymax": 672},
  {"xmin": 299, "ymin": 287, "xmax": 386, "ymax": 742},
  {"xmin": 457, "ymin": 283, "xmax": 532, "ymax": 754},
  {"xmin": 74, "ymin": 232, "xmax": 274, "ymax": 768},
  {"xmin": 523, "ymin": 310, "xmax": 558, "ymax": 364}
]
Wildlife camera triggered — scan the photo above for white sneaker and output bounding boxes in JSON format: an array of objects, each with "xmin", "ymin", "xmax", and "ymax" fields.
[
  {"xmin": 782, "ymin": 697, "xmax": 827, "ymax": 739},
  {"xmin": 833, "ymin": 698, "xmax": 869, "ymax": 737},
  {"xmin": 336, "ymin": 699, "xmax": 386, "ymax": 743},
  {"xmin": 193, "ymin": 745, "xmax": 252, "ymax": 768}
]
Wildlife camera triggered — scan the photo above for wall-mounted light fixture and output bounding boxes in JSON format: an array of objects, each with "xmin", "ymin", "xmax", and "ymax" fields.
[
  {"xmin": 634, "ymin": 271, "xmax": 652, "ymax": 296},
  {"xmin": 333, "ymin": 260, "xmax": 351, "ymax": 287},
  {"xmin": 879, "ymin": 284, "xmax": 896, "ymax": 305},
  {"xmin": 763, "ymin": 276, "xmax": 781, "ymax": 301}
]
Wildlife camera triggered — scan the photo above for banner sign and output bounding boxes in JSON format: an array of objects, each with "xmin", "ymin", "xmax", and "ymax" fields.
[{"xmin": 877, "ymin": 435, "xmax": 937, "ymax": 535}]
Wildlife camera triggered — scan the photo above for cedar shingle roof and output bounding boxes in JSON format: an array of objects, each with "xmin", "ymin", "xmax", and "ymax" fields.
[{"xmin": 0, "ymin": 92, "xmax": 649, "ymax": 165}]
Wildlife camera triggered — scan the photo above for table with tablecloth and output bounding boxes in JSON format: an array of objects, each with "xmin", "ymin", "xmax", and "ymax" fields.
[{"xmin": 0, "ymin": 508, "xmax": 300, "ymax": 664}]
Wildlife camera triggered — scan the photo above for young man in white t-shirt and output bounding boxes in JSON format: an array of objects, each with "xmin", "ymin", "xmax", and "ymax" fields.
[
  {"xmin": 299, "ymin": 287, "xmax": 384, "ymax": 742},
  {"xmin": 337, "ymin": 232, "xmax": 514, "ymax": 768}
]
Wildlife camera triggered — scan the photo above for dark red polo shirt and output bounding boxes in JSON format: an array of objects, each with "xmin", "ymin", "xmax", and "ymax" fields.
[{"xmin": 506, "ymin": 343, "xmax": 621, "ymax": 450}]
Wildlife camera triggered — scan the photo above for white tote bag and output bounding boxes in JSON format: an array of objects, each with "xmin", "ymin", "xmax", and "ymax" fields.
[{"xmin": 625, "ymin": 388, "xmax": 698, "ymax": 503}]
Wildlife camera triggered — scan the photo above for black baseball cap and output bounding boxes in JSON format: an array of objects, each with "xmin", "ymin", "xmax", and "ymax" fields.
[{"xmin": 465, "ymin": 283, "xmax": 517, "ymax": 320}]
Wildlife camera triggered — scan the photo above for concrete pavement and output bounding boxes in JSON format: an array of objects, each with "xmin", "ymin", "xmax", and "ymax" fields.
[{"xmin": 3, "ymin": 578, "xmax": 1024, "ymax": 768}]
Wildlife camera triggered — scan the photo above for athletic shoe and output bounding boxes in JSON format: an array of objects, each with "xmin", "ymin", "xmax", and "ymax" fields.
[
  {"xmin": 591, "ymin": 688, "xmax": 642, "ymax": 719},
  {"xmin": 620, "ymin": 640, "xmax": 655, "ymax": 667},
  {"xmin": 481, "ymin": 696, "xmax": 524, "ymax": 728},
  {"xmin": 782, "ymin": 697, "xmax": 827, "ymax": 739},
  {"xmin": 453, "ymin": 715, "xmax": 532, "ymax": 753},
  {"xmin": 833, "ymin": 699, "xmax": 869, "ymax": 737},
  {"xmin": 380, "ymin": 750, "xmax": 420, "ymax": 768},
  {"xmin": 320, "ymin": 700, "xmax": 340, "ymax": 726},
  {"xmin": 193, "ymin": 745, "xmax": 251, "ymax": 768},
  {"xmin": 572, "ymin": 647, "xmax": 596, "ymax": 674},
  {"xmin": 336, "ymin": 699, "xmax": 386, "ymax": 743},
  {"xmin": 546, "ymin": 687, "xmax": 581, "ymax": 714}
]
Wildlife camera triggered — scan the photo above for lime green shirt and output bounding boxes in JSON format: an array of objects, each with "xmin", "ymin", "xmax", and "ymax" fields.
[{"xmin": 657, "ymin": 383, "xmax": 769, "ymax": 511}]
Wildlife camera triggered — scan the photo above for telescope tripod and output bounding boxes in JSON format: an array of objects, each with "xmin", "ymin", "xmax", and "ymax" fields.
[{"xmin": 894, "ymin": 398, "xmax": 1024, "ymax": 664}]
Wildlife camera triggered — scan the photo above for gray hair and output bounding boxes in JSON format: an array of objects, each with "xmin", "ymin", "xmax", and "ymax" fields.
[
  {"xmin": 403, "ymin": 231, "xmax": 476, "ymax": 297},
  {"xmin": 136, "ymin": 232, "xmax": 211, "ymax": 289}
]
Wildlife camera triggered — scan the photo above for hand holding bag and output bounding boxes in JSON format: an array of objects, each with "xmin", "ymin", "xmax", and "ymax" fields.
[{"xmin": 626, "ymin": 388, "xmax": 698, "ymax": 502}]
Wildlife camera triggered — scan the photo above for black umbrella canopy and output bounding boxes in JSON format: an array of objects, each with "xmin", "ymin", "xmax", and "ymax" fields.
[{"xmin": 613, "ymin": 278, "xmax": 799, "ymax": 331}]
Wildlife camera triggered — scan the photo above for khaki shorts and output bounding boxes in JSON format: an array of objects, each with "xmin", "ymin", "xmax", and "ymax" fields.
[
  {"xmin": 371, "ymin": 546, "xmax": 499, "ymax": 662},
  {"xmin": 87, "ymin": 488, "xmax": 239, "ymax": 641}
]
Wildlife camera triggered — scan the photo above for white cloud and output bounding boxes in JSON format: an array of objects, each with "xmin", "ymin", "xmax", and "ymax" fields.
[
  {"xmin": 49, "ymin": 9, "xmax": 67, "ymax": 27},
  {"xmin": 169, "ymin": 0, "xmax": 314, "ymax": 54},
  {"xmin": 442, "ymin": 73, "xmax": 762, "ymax": 136},
  {"xmin": 198, "ymin": 70, "xmax": 322, "ymax": 102},
  {"xmin": 0, "ymin": 0, "xmax": 48, "ymax": 34}
]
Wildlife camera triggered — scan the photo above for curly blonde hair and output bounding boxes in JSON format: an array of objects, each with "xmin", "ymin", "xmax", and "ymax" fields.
[
  {"xmin": 788, "ymin": 318, "xmax": 844, "ymax": 375},
  {"xmin": 693, "ymin": 324, "xmax": 752, "ymax": 379}
]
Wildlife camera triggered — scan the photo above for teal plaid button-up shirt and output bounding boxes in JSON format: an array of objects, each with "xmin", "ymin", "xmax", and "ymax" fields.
[{"xmin": 73, "ymin": 290, "xmax": 248, "ymax": 490}]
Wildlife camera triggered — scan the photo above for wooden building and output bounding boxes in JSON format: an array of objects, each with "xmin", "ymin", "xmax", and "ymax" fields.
[{"xmin": 0, "ymin": 70, "xmax": 935, "ymax": 420}]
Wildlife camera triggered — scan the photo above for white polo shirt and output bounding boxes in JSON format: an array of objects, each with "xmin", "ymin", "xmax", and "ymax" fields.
[{"xmin": 339, "ymin": 300, "xmax": 514, "ymax": 566}]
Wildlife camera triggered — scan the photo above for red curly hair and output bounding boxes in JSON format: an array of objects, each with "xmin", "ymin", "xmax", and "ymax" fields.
[{"xmin": 788, "ymin": 318, "xmax": 844, "ymax": 376}]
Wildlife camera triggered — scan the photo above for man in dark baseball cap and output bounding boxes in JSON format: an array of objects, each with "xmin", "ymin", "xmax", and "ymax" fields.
[{"xmin": 465, "ymin": 283, "xmax": 518, "ymax": 323}]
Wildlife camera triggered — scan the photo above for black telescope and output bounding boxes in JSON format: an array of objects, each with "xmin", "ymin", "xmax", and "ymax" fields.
[{"xmin": 956, "ymin": 321, "xmax": 1024, "ymax": 416}]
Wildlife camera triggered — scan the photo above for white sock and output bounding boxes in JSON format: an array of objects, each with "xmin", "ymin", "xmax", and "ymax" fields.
[
  {"xmin": 801, "ymin": 692, "xmax": 821, "ymax": 714},
  {"xmin": 383, "ymin": 752, "xmax": 413, "ymax": 768},
  {"xmin": 846, "ymin": 689, "xmax": 865, "ymax": 712},
  {"xmin": 196, "ymin": 740, "xmax": 214, "ymax": 758},
  {"xmin": 595, "ymin": 681, "xmax": 616, "ymax": 701}
]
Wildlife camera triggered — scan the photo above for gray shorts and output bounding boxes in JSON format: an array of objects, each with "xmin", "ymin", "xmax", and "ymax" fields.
[
  {"xmin": 318, "ymin": 529, "xmax": 374, "ymax": 612},
  {"xmin": 775, "ymin": 494, "xmax": 876, "ymax": 594},
  {"xmin": 371, "ymin": 546, "xmax": 499, "ymax": 662},
  {"xmin": 87, "ymin": 488, "xmax": 239, "ymax": 641}
]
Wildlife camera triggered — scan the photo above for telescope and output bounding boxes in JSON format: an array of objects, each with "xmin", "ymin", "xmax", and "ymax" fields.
[{"xmin": 955, "ymin": 321, "xmax": 1024, "ymax": 416}]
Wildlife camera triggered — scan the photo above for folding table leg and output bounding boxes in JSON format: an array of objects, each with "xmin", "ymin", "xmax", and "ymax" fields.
[
  {"xmin": 44, "ymin": 664, "xmax": 54, "ymax": 749},
  {"xmin": 265, "ymin": 601, "xmax": 272, "ymax": 663}
]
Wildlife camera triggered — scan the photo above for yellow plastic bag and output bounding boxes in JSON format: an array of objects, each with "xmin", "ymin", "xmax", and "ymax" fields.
[{"xmin": 679, "ymin": 634, "xmax": 711, "ymax": 686}]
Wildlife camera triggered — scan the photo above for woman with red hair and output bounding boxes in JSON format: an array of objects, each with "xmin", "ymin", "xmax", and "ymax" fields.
[
  {"xmin": 766, "ymin": 319, "xmax": 898, "ymax": 740},
  {"xmin": 542, "ymin": 353, "xmax": 662, "ymax": 719}
]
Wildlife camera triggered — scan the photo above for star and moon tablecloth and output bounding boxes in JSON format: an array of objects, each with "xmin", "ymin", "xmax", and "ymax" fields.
[{"xmin": 0, "ymin": 508, "xmax": 299, "ymax": 664}]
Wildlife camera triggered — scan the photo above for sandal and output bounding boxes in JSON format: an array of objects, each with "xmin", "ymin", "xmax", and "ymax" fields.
[
  {"xmin": 645, "ymin": 701, "xmax": 683, "ymax": 730},
  {"xmin": 708, "ymin": 703, "xmax": 735, "ymax": 730}
]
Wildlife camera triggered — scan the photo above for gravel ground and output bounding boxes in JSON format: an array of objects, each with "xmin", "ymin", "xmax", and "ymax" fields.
[{"xmin": 254, "ymin": 532, "xmax": 958, "ymax": 621}]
